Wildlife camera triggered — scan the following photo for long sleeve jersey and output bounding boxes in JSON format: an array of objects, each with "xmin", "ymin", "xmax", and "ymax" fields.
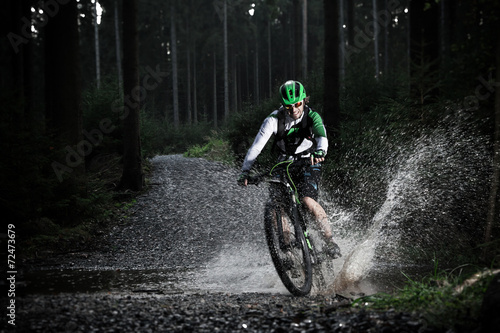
[{"xmin": 241, "ymin": 107, "xmax": 328, "ymax": 172}]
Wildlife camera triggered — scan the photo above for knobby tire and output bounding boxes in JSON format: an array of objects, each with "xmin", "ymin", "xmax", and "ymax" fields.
[{"xmin": 264, "ymin": 202, "xmax": 312, "ymax": 296}]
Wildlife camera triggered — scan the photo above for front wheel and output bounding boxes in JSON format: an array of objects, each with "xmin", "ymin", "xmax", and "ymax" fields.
[{"xmin": 264, "ymin": 202, "xmax": 312, "ymax": 296}]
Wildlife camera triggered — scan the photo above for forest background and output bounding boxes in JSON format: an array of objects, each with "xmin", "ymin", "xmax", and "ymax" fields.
[{"xmin": 1, "ymin": 0, "xmax": 500, "ymax": 279}]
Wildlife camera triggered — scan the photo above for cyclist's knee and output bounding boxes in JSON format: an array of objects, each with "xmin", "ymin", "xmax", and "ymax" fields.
[{"xmin": 302, "ymin": 196, "xmax": 320, "ymax": 211}]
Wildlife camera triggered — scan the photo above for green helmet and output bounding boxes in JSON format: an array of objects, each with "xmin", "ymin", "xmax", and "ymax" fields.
[{"xmin": 279, "ymin": 80, "xmax": 306, "ymax": 105}]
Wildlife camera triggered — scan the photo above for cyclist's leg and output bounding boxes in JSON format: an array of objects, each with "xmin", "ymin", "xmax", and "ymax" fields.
[
  {"xmin": 302, "ymin": 196, "xmax": 331, "ymax": 238},
  {"xmin": 299, "ymin": 164, "xmax": 342, "ymax": 258},
  {"xmin": 297, "ymin": 163, "xmax": 331, "ymax": 237}
]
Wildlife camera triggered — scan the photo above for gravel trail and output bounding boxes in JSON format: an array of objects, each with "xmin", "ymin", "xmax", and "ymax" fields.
[{"xmin": 12, "ymin": 155, "xmax": 436, "ymax": 332}]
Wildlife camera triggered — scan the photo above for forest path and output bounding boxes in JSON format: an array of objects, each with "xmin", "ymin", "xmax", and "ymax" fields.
[
  {"xmin": 25, "ymin": 154, "xmax": 286, "ymax": 294},
  {"xmin": 16, "ymin": 155, "xmax": 433, "ymax": 333}
]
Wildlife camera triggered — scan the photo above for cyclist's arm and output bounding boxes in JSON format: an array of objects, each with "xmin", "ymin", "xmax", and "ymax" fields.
[
  {"xmin": 309, "ymin": 111, "xmax": 328, "ymax": 154},
  {"xmin": 241, "ymin": 113, "xmax": 278, "ymax": 172}
]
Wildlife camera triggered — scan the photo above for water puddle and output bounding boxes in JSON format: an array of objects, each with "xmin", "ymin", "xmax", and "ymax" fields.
[
  {"xmin": 195, "ymin": 243, "xmax": 288, "ymax": 294},
  {"xmin": 24, "ymin": 268, "xmax": 195, "ymax": 295},
  {"xmin": 23, "ymin": 243, "xmax": 288, "ymax": 296}
]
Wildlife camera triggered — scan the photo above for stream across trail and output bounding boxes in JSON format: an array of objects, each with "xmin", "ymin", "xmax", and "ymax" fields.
[
  {"xmin": 23, "ymin": 154, "xmax": 357, "ymax": 296},
  {"xmin": 14, "ymin": 155, "xmax": 453, "ymax": 332}
]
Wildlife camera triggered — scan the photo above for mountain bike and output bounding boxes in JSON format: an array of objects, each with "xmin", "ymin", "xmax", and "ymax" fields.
[{"xmin": 249, "ymin": 159, "xmax": 332, "ymax": 296}]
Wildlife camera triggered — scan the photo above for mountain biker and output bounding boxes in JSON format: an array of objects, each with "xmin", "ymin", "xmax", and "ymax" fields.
[{"xmin": 238, "ymin": 80, "xmax": 342, "ymax": 259}]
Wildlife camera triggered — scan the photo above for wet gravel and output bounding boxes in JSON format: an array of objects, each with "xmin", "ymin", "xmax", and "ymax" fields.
[
  {"xmin": 15, "ymin": 292, "xmax": 435, "ymax": 333},
  {"xmin": 28, "ymin": 155, "xmax": 269, "ymax": 271},
  {"xmin": 14, "ymin": 155, "xmax": 440, "ymax": 332}
]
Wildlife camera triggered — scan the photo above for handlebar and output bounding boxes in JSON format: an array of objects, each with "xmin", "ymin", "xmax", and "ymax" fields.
[{"xmin": 246, "ymin": 158, "xmax": 313, "ymax": 186}]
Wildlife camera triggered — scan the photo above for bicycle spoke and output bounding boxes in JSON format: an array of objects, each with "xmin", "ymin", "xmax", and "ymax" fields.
[{"xmin": 265, "ymin": 203, "xmax": 312, "ymax": 296}]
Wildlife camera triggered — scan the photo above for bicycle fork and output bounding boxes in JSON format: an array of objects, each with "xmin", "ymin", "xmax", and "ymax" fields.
[{"xmin": 297, "ymin": 208, "xmax": 321, "ymax": 266}]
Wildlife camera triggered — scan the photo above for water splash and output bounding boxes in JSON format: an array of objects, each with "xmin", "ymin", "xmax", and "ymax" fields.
[
  {"xmin": 333, "ymin": 167, "xmax": 418, "ymax": 296},
  {"xmin": 195, "ymin": 243, "xmax": 288, "ymax": 294},
  {"xmin": 331, "ymin": 120, "xmax": 491, "ymax": 297}
]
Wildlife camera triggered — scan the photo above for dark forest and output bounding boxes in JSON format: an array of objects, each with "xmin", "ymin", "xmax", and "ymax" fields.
[{"xmin": 1, "ymin": 1, "xmax": 500, "ymax": 324}]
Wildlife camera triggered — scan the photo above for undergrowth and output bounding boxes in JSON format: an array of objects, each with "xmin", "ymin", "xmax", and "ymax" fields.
[
  {"xmin": 19, "ymin": 155, "xmax": 143, "ymax": 259},
  {"xmin": 351, "ymin": 265, "xmax": 497, "ymax": 331},
  {"xmin": 183, "ymin": 131, "xmax": 236, "ymax": 165}
]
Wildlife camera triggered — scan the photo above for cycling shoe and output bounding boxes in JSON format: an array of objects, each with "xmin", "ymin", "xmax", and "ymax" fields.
[{"xmin": 323, "ymin": 240, "xmax": 342, "ymax": 259}]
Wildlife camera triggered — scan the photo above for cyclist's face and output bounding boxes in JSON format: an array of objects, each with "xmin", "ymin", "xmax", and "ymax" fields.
[{"xmin": 285, "ymin": 101, "xmax": 304, "ymax": 120}]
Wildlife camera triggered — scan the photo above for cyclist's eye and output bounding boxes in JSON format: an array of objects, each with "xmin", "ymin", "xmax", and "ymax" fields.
[{"xmin": 284, "ymin": 102, "xmax": 302, "ymax": 110}]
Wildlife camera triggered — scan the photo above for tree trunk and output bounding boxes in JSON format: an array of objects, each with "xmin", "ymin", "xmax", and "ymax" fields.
[
  {"xmin": 186, "ymin": 22, "xmax": 192, "ymax": 125},
  {"xmin": 245, "ymin": 41, "xmax": 250, "ymax": 99},
  {"xmin": 171, "ymin": 5, "xmax": 179, "ymax": 127},
  {"xmin": 384, "ymin": 0, "xmax": 390, "ymax": 76},
  {"xmin": 268, "ymin": 19, "xmax": 272, "ymax": 98},
  {"xmin": 114, "ymin": 0, "xmax": 123, "ymax": 92},
  {"xmin": 439, "ymin": 0, "xmax": 452, "ymax": 85},
  {"xmin": 213, "ymin": 51, "xmax": 218, "ymax": 128},
  {"xmin": 339, "ymin": 0, "xmax": 345, "ymax": 81},
  {"xmin": 223, "ymin": 0, "xmax": 229, "ymax": 119},
  {"xmin": 93, "ymin": 0, "xmax": 101, "ymax": 89},
  {"xmin": 5, "ymin": 0, "xmax": 31, "ymax": 129},
  {"xmin": 119, "ymin": 0, "xmax": 143, "ymax": 191},
  {"xmin": 254, "ymin": 38, "xmax": 260, "ymax": 104},
  {"xmin": 484, "ymin": 34, "xmax": 500, "ymax": 258},
  {"xmin": 346, "ymin": 0, "xmax": 354, "ymax": 49},
  {"xmin": 45, "ymin": 0, "xmax": 82, "ymax": 150},
  {"xmin": 232, "ymin": 57, "xmax": 238, "ymax": 112},
  {"xmin": 409, "ymin": 0, "xmax": 440, "ymax": 103},
  {"xmin": 301, "ymin": 0, "xmax": 308, "ymax": 79},
  {"xmin": 323, "ymin": 0, "xmax": 340, "ymax": 141},
  {"xmin": 193, "ymin": 42, "xmax": 198, "ymax": 124},
  {"xmin": 373, "ymin": 0, "xmax": 380, "ymax": 80},
  {"xmin": 293, "ymin": 0, "xmax": 301, "ymax": 78}
]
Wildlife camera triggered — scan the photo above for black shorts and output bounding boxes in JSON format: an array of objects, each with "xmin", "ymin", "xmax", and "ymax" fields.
[{"xmin": 290, "ymin": 163, "xmax": 322, "ymax": 201}]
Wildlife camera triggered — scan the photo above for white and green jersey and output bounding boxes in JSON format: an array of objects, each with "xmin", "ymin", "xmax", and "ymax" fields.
[{"xmin": 241, "ymin": 107, "xmax": 328, "ymax": 172}]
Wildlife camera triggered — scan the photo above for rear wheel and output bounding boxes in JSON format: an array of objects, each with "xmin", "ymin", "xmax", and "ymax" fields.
[{"xmin": 264, "ymin": 202, "xmax": 312, "ymax": 296}]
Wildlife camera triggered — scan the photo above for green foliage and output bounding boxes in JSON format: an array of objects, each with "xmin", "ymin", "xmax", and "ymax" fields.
[
  {"xmin": 352, "ymin": 267, "xmax": 495, "ymax": 331},
  {"xmin": 140, "ymin": 111, "xmax": 216, "ymax": 157},
  {"xmin": 183, "ymin": 132, "xmax": 235, "ymax": 165},
  {"xmin": 82, "ymin": 77, "xmax": 124, "ymax": 156}
]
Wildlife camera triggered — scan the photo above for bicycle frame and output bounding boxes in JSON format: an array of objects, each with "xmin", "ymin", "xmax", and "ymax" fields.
[
  {"xmin": 267, "ymin": 160, "xmax": 315, "ymax": 257},
  {"xmin": 250, "ymin": 159, "xmax": 328, "ymax": 295}
]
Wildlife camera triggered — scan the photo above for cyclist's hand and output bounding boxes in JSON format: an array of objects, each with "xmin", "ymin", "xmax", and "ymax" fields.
[
  {"xmin": 311, "ymin": 150, "xmax": 326, "ymax": 165},
  {"xmin": 238, "ymin": 170, "xmax": 249, "ymax": 186}
]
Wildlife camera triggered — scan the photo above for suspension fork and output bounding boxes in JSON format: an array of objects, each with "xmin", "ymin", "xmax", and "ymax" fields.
[
  {"xmin": 270, "ymin": 183, "xmax": 291, "ymax": 251},
  {"xmin": 287, "ymin": 188, "xmax": 315, "ymax": 255},
  {"xmin": 295, "ymin": 206, "xmax": 313, "ymax": 251}
]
